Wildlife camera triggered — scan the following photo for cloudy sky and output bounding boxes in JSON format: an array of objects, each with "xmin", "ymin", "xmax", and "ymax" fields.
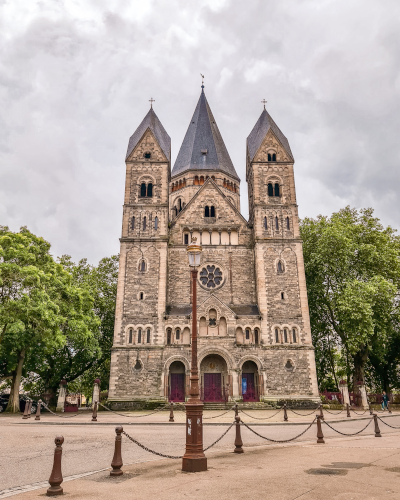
[{"xmin": 1, "ymin": 0, "xmax": 399, "ymax": 264}]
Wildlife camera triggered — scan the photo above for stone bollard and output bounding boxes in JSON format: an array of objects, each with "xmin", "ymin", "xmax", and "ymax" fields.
[
  {"xmin": 35, "ymin": 400, "xmax": 42, "ymax": 421},
  {"xmin": 234, "ymin": 415, "xmax": 244, "ymax": 454},
  {"xmin": 91, "ymin": 401, "xmax": 98, "ymax": 422},
  {"xmin": 388, "ymin": 402, "xmax": 392, "ymax": 414},
  {"xmin": 316, "ymin": 415, "xmax": 325, "ymax": 444},
  {"xmin": 346, "ymin": 403, "xmax": 351, "ymax": 418},
  {"xmin": 169, "ymin": 402, "xmax": 174, "ymax": 422},
  {"xmin": 110, "ymin": 426, "xmax": 124, "ymax": 476},
  {"xmin": 27, "ymin": 401, "xmax": 32, "ymax": 418},
  {"xmin": 22, "ymin": 400, "xmax": 30, "ymax": 419},
  {"xmin": 47, "ymin": 436, "xmax": 64, "ymax": 496},
  {"xmin": 373, "ymin": 414, "xmax": 381, "ymax": 438},
  {"xmin": 369, "ymin": 404, "xmax": 373, "ymax": 416},
  {"xmin": 283, "ymin": 403, "xmax": 288, "ymax": 422},
  {"xmin": 319, "ymin": 404, "xmax": 325, "ymax": 421}
]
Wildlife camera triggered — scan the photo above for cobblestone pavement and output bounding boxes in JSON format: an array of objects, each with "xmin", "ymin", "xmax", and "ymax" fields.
[{"xmin": 1, "ymin": 411, "xmax": 399, "ymax": 496}]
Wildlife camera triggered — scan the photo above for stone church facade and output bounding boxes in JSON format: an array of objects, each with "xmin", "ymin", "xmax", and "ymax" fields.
[{"xmin": 108, "ymin": 86, "xmax": 319, "ymax": 407}]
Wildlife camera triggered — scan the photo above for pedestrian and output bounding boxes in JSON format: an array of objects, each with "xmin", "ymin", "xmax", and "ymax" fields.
[{"xmin": 381, "ymin": 391, "xmax": 389, "ymax": 411}]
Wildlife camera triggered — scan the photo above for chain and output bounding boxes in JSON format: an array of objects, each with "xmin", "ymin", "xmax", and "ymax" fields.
[
  {"xmin": 122, "ymin": 431, "xmax": 182, "ymax": 459},
  {"xmin": 240, "ymin": 418, "xmax": 316, "ymax": 443},
  {"xmin": 98, "ymin": 402, "xmax": 170, "ymax": 418},
  {"xmin": 239, "ymin": 407, "xmax": 282, "ymax": 420},
  {"xmin": 350, "ymin": 408, "xmax": 369, "ymax": 416},
  {"xmin": 203, "ymin": 407, "xmax": 235, "ymax": 420},
  {"xmin": 322, "ymin": 418, "xmax": 372, "ymax": 436},
  {"xmin": 203, "ymin": 422, "xmax": 235, "ymax": 450},
  {"xmin": 40, "ymin": 401, "xmax": 86, "ymax": 418},
  {"xmin": 324, "ymin": 407, "xmax": 346, "ymax": 415},
  {"xmin": 377, "ymin": 417, "xmax": 400, "ymax": 429},
  {"xmin": 287, "ymin": 407, "xmax": 318, "ymax": 416}
]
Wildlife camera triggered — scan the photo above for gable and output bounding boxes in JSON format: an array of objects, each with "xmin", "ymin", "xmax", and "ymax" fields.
[
  {"xmin": 196, "ymin": 294, "xmax": 236, "ymax": 320},
  {"xmin": 127, "ymin": 128, "xmax": 168, "ymax": 162},
  {"xmin": 253, "ymin": 129, "xmax": 292, "ymax": 163}
]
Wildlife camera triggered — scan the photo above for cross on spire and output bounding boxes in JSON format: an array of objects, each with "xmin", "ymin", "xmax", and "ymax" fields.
[
  {"xmin": 200, "ymin": 73, "xmax": 205, "ymax": 90},
  {"xmin": 261, "ymin": 99, "xmax": 267, "ymax": 109},
  {"xmin": 149, "ymin": 97, "xmax": 155, "ymax": 108}
]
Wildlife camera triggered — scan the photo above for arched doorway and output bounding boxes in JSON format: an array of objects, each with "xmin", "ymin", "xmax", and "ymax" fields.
[
  {"xmin": 169, "ymin": 361, "xmax": 186, "ymax": 402},
  {"xmin": 200, "ymin": 354, "xmax": 228, "ymax": 402},
  {"xmin": 241, "ymin": 360, "xmax": 259, "ymax": 402}
]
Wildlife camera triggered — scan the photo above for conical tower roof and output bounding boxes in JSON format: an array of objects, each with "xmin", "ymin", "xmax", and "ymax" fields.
[
  {"xmin": 126, "ymin": 108, "xmax": 171, "ymax": 161},
  {"xmin": 247, "ymin": 108, "xmax": 293, "ymax": 162},
  {"xmin": 172, "ymin": 88, "xmax": 239, "ymax": 180}
]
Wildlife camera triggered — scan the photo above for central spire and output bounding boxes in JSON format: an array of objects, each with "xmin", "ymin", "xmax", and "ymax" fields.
[{"xmin": 172, "ymin": 89, "xmax": 239, "ymax": 180}]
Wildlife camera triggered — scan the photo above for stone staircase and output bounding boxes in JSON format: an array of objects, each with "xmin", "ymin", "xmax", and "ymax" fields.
[{"xmin": 203, "ymin": 401, "xmax": 275, "ymax": 410}]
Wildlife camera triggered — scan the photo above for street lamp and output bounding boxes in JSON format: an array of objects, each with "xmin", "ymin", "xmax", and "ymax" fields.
[{"xmin": 182, "ymin": 237, "xmax": 207, "ymax": 472}]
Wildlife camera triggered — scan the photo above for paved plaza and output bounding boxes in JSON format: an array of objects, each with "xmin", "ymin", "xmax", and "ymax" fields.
[{"xmin": 1, "ymin": 409, "xmax": 400, "ymax": 499}]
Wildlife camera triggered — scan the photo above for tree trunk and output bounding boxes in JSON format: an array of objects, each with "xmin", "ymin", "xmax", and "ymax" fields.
[
  {"xmin": 353, "ymin": 345, "xmax": 369, "ymax": 386},
  {"xmin": 6, "ymin": 349, "xmax": 26, "ymax": 413}
]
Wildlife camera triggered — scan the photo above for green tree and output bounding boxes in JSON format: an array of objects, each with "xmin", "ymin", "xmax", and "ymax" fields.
[{"xmin": 300, "ymin": 207, "xmax": 400, "ymax": 391}]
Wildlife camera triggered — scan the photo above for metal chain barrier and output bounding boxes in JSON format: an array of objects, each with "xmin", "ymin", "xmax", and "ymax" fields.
[
  {"xmin": 323, "ymin": 418, "xmax": 372, "ymax": 436},
  {"xmin": 240, "ymin": 418, "xmax": 316, "ymax": 443},
  {"xmin": 377, "ymin": 417, "xmax": 400, "ymax": 429},
  {"xmin": 203, "ymin": 422, "xmax": 235, "ymax": 451},
  {"xmin": 203, "ymin": 406, "xmax": 235, "ymax": 420},
  {"xmin": 40, "ymin": 401, "xmax": 87, "ymax": 418},
  {"xmin": 287, "ymin": 407, "xmax": 319, "ymax": 416},
  {"xmin": 122, "ymin": 431, "xmax": 182, "ymax": 459},
  {"xmin": 239, "ymin": 407, "xmax": 283, "ymax": 420},
  {"xmin": 323, "ymin": 407, "xmax": 346, "ymax": 415},
  {"xmin": 350, "ymin": 408, "xmax": 369, "ymax": 416},
  {"xmin": 98, "ymin": 402, "xmax": 170, "ymax": 418}
]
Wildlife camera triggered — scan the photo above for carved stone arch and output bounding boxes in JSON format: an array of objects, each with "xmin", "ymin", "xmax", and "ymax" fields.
[
  {"xmin": 284, "ymin": 358, "xmax": 296, "ymax": 372},
  {"xmin": 264, "ymin": 247, "xmax": 279, "ymax": 259},
  {"xmin": 198, "ymin": 346, "xmax": 236, "ymax": 371},
  {"xmin": 239, "ymin": 355, "xmax": 264, "ymax": 371},
  {"xmin": 138, "ymin": 173, "xmax": 156, "ymax": 185},
  {"xmin": 163, "ymin": 355, "xmax": 190, "ymax": 373},
  {"xmin": 265, "ymin": 174, "xmax": 283, "ymax": 185}
]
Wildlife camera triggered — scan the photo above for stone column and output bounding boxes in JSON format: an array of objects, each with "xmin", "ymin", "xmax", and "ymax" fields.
[
  {"xmin": 359, "ymin": 384, "xmax": 369, "ymax": 409},
  {"xmin": 339, "ymin": 381, "xmax": 350, "ymax": 406},
  {"xmin": 56, "ymin": 380, "xmax": 67, "ymax": 412},
  {"xmin": 92, "ymin": 378, "xmax": 101, "ymax": 405},
  {"xmin": 231, "ymin": 370, "xmax": 240, "ymax": 398}
]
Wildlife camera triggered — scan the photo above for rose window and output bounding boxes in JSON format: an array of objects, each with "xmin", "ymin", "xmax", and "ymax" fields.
[{"xmin": 199, "ymin": 265, "xmax": 223, "ymax": 288}]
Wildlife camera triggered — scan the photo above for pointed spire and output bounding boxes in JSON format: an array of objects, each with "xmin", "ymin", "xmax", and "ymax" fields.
[
  {"xmin": 172, "ymin": 89, "xmax": 239, "ymax": 180},
  {"xmin": 126, "ymin": 107, "xmax": 170, "ymax": 160},
  {"xmin": 247, "ymin": 107, "xmax": 293, "ymax": 162}
]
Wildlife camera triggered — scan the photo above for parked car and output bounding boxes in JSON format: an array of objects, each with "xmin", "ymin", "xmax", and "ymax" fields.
[{"xmin": 0, "ymin": 394, "xmax": 38, "ymax": 413}]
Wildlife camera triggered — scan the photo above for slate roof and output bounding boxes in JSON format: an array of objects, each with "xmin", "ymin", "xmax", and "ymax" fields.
[
  {"xmin": 247, "ymin": 109, "xmax": 293, "ymax": 162},
  {"xmin": 126, "ymin": 108, "xmax": 171, "ymax": 161},
  {"xmin": 230, "ymin": 305, "xmax": 260, "ymax": 317},
  {"xmin": 172, "ymin": 88, "xmax": 239, "ymax": 180}
]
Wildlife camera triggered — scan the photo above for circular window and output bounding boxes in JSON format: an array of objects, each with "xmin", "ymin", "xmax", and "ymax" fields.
[
  {"xmin": 199, "ymin": 265, "xmax": 223, "ymax": 289},
  {"xmin": 143, "ymin": 152, "xmax": 151, "ymax": 159}
]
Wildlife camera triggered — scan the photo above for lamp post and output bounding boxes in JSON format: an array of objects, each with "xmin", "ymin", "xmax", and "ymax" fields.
[{"xmin": 182, "ymin": 237, "xmax": 207, "ymax": 472}]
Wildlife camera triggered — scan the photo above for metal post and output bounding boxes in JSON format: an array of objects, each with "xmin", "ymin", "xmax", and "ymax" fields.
[
  {"xmin": 283, "ymin": 403, "xmax": 288, "ymax": 422},
  {"xmin": 234, "ymin": 403, "xmax": 239, "ymax": 418},
  {"xmin": 47, "ymin": 436, "xmax": 64, "ymax": 496},
  {"xmin": 169, "ymin": 402, "xmax": 174, "ymax": 422},
  {"xmin": 346, "ymin": 403, "xmax": 351, "ymax": 418},
  {"xmin": 316, "ymin": 415, "xmax": 325, "ymax": 444},
  {"xmin": 388, "ymin": 401, "xmax": 392, "ymax": 414},
  {"xmin": 91, "ymin": 401, "xmax": 98, "ymax": 422},
  {"xmin": 35, "ymin": 400, "xmax": 42, "ymax": 421},
  {"xmin": 234, "ymin": 416, "xmax": 244, "ymax": 453},
  {"xmin": 22, "ymin": 400, "xmax": 30, "ymax": 419},
  {"xmin": 373, "ymin": 414, "xmax": 381, "ymax": 437},
  {"xmin": 27, "ymin": 401, "xmax": 32, "ymax": 418},
  {"xmin": 182, "ymin": 268, "xmax": 207, "ymax": 473},
  {"xmin": 110, "ymin": 426, "xmax": 124, "ymax": 476},
  {"xmin": 319, "ymin": 404, "xmax": 324, "ymax": 421},
  {"xmin": 369, "ymin": 403, "xmax": 373, "ymax": 416}
]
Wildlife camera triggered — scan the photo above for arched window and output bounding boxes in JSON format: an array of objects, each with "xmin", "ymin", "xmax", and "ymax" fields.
[
  {"xmin": 275, "ymin": 328, "xmax": 279, "ymax": 343},
  {"xmin": 284, "ymin": 328, "xmax": 288, "ymax": 343},
  {"xmin": 140, "ymin": 292, "xmax": 144, "ymax": 300},
  {"xmin": 143, "ymin": 216, "xmax": 147, "ymax": 230},
  {"xmin": 167, "ymin": 328, "xmax": 171, "ymax": 345},
  {"xmin": 272, "ymin": 153, "xmax": 276, "ymax": 162},
  {"xmin": 277, "ymin": 261, "xmax": 284, "ymax": 273},
  {"xmin": 174, "ymin": 207, "xmax": 178, "ymax": 217},
  {"xmin": 137, "ymin": 328, "xmax": 142, "ymax": 344},
  {"xmin": 175, "ymin": 328, "xmax": 180, "ymax": 341},
  {"xmin": 205, "ymin": 206, "xmax": 210, "ymax": 217},
  {"xmin": 179, "ymin": 180, "xmax": 182, "ymax": 189},
  {"xmin": 131, "ymin": 216, "xmax": 135, "ymax": 230},
  {"xmin": 194, "ymin": 176, "xmax": 199, "ymax": 185},
  {"xmin": 286, "ymin": 217, "xmax": 290, "ymax": 230},
  {"xmin": 178, "ymin": 199, "xmax": 182, "ymax": 212},
  {"xmin": 210, "ymin": 206, "xmax": 215, "ymax": 217},
  {"xmin": 184, "ymin": 233, "xmax": 189, "ymax": 245},
  {"xmin": 154, "ymin": 216, "xmax": 158, "ymax": 230},
  {"xmin": 263, "ymin": 217, "xmax": 268, "ymax": 230},
  {"xmin": 147, "ymin": 183, "xmax": 153, "ymax": 197},
  {"xmin": 128, "ymin": 328, "xmax": 133, "ymax": 344},
  {"xmin": 147, "ymin": 328, "xmax": 151, "ymax": 344},
  {"xmin": 268, "ymin": 183, "xmax": 273, "ymax": 196},
  {"xmin": 245, "ymin": 329, "xmax": 250, "ymax": 340},
  {"xmin": 140, "ymin": 183, "xmax": 147, "ymax": 197},
  {"xmin": 211, "ymin": 176, "xmax": 215, "ymax": 181},
  {"xmin": 200, "ymin": 176, "xmax": 204, "ymax": 185},
  {"xmin": 275, "ymin": 216, "xmax": 279, "ymax": 230},
  {"xmin": 255, "ymin": 329, "xmax": 259, "ymax": 345},
  {"xmin": 139, "ymin": 260, "xmax": 146, "ymax": 272},
  {"xmin": 268, "ymin": 153, "xmax": 272, "ymax": 161},
  {"xmin": 281, "ymin": 291, "xmax": 285, "ymax": 299},
  {"xmin": 274, "ymin": 183, "xmax": 280, "ymax": 196},
  {"xmin": 292, "ymin": 328, "xmax": 297, "ymax": 343}
]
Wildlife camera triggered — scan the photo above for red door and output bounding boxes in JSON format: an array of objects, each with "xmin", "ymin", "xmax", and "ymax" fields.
[
  {"xmin": 204, "ymin": 373, "xmax": 222, "ymax": 402},
  {"xmin": 242, "ymin": 373, "xmax": 258, "ymax": 402},
  {"xmin": 169, "ymin": 374, "xmax": 185, "ymax": 402}
]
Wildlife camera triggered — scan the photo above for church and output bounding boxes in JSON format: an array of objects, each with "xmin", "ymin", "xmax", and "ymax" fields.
[{"xmin": 108, "ymin": 85, "xmax": 319, "ymax": 407}]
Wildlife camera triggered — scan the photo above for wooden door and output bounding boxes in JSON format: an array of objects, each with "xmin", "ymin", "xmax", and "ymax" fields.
[
  {"xmin": 169, "ymin": 374, "xmax": 185, "ymax": 402},
  {"xmin": 203, "ymin": 373, "xmax": 222, "ymax": 402}
]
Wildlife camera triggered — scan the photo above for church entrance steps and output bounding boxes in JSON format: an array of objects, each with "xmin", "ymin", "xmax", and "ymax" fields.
[{"xmin": 203, "ymin": 401, "xmax": 275, "ymax": 411}]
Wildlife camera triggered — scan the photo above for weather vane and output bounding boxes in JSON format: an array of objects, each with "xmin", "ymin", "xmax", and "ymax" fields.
[
  {"xmin": 261, "ymin": 99, "xmax": 267, "ymax": 109},
  {"xmin": 200, "ymin": 74, "xmax": 204, "ymax": 87},
  {"xmin": 149, "ymin": 97, "xmax": 155, "ymax": 108}
]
